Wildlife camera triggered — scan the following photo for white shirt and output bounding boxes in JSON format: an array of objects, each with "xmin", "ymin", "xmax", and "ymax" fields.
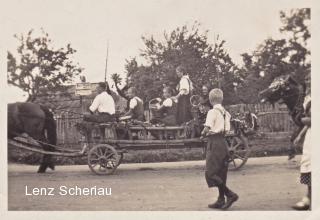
[
  {"xmin": 178, "ymin": 75, "xmax": 192, "ymax": 95},
  {"xmin": 162, "ymin": 98, "xmax": 173, "ymax": 107},
  {"xmin": 89, "ymin": 91, "xmax": 115, "ymax": 114},
  {"xmin": 204, "ymin": 104, "xmax": 231, "ymax": 133},
  {"xmin": 129, "ymin": 96, "xmax": 143, "ymax": 109}
]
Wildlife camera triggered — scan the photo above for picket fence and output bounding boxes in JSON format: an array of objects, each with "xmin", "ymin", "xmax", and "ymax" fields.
[{"xmin": 55, "ymin": 103, "xmax": 295, "ymax": 145}]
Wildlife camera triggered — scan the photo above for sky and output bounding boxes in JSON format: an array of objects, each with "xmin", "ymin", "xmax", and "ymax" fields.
[{"xmin": 2, "ymin": 0, "xmax": 312, "ymax": 101}]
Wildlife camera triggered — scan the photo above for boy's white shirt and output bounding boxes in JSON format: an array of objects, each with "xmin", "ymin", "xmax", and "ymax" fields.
[{"xmin": 204, "ymin": 104, "xmax": 231, "ymax": 133}]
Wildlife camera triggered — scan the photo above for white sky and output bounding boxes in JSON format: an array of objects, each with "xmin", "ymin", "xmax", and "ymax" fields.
[{"xmin": 2, "ymin": 0, "xmax": 311, "ymax": 101}]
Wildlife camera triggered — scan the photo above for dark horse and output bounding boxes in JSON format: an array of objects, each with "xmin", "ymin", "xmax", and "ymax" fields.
[
  {"xmin": 8, "ymin": 102, "xmax": 57, "ymax": 173},
  {"xmin": 259, "ymin": 75, "xmax": 306, "ymax": 159}
]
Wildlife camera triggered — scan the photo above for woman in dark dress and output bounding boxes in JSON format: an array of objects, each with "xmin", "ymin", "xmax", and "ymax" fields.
[{"xmin": 174, "ymin": 65, "xmax": 193, "ymax": 124}]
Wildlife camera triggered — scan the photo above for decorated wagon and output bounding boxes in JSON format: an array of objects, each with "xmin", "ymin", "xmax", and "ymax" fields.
[{"xmin": 8, "ymin": 96, "xmax": 256, "ymax": 175}]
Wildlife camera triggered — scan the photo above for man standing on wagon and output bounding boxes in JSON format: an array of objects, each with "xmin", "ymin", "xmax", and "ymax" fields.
[{"xmin": 201, "ymin": 88, "xmax": 239, "ymax": 210}]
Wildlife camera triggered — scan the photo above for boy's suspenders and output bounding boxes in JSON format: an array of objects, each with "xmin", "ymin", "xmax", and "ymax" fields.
[{"xmin": 214, "ymin": 107, "xmax": 226, "ymax": 135}]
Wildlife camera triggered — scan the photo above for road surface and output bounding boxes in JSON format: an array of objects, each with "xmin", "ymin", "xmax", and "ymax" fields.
[{"xmin": 8, "ymin": 156, "xmax": 305, "ymax": 211}]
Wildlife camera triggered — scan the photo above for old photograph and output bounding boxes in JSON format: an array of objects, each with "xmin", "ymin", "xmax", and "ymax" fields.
[{"xmin": 3, "ymin": 0, "xmax": 314, "ymax": 214}]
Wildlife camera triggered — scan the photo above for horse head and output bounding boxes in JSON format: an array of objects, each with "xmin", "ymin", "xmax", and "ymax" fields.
[{"xmin": 259, "ymin": 75, "xmax": 302, "ymax": 105}]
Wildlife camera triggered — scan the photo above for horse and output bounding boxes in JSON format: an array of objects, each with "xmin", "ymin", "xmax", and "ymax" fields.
[
  {"xmin": 8, "ymin": 102, "xmax": 57, "ymax": 173},
  {"xmin": 259, "ymin": 74, "xmax": 306, "ymax": 159}
]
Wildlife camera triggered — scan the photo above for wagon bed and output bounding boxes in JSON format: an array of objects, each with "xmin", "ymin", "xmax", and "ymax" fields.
[{"xmin": 8, "ymin": 119, "xmax": 251, "ymax": 175}]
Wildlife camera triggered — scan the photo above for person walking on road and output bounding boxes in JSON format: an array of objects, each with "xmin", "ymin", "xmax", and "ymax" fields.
[
  {"xmin": 292, "ymin": 74, "xmax": 311, "ymax": 211},
  {"xmin": 201, "ymin": 88, "xmax": 239, "ymax": 210}
]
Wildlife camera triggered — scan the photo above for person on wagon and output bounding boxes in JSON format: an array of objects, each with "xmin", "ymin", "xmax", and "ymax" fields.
[
  {"xmin": 123, "ymin": 87, "xmax": 145, "ymax": 121},
  {"xmin": 198, "ymin": 84, "xmax": 212, "ymax": 124},
  {"xmin": 85, "ymin": 82, "xmax": 115, "ymax": 123},
  {"xmin": 201, "ymin": 84, "xmax": 212, "ymax": 108},
  {"xmin": 201, "ymin": 88, "xmax": 238, "ymax": 210},
  {"xmin": 152, "ymin": 86, "xmax": 178, "ymax": 126},
  {"xmin": 174, "ymin": 65, "xmax": 193, "ymax": 124}
]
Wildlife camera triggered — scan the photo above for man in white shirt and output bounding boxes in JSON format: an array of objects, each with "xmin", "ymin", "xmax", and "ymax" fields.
[
  {"xmin": 89, "ymin": 83, "xmax": 115, "ymax": 115},
  {"xmin": 84, "ymin": 82, "xmax": 116, "ymax": 123},
  {"xmin": 201, "ymin": 88, "xmax": 238, "ymax": 210}
]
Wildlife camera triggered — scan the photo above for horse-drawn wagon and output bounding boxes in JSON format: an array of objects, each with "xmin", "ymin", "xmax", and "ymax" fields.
[
  {"xmin": 8, "ymin": 98, "xmax": 256, "ymax": 175},
  {"xmin": 74, "ymin": 112, "xmax": 251, "ymax": 175}
]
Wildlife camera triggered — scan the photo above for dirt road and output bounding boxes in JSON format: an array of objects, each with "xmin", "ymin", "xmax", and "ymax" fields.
[{"xmin": 8, "ymin": 156, "xmax": 305, "ymax": 211}]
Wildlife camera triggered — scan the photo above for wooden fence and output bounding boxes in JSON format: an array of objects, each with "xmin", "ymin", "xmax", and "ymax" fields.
[{"xmin": 55, "ymin": 103, "xmax": 296, "ymax": 145}]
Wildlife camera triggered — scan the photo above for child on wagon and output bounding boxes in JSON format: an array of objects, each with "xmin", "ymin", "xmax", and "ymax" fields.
[{"xmin": 201, "ymin": 88, "xmax": 239, "ymax": 210}]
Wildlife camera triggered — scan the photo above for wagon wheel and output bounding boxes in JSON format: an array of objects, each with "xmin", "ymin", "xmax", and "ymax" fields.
[
  {"xmin": 88, "ymin": 144, "xmax": 119, "ymax": 175},
  {"xmin": 226, "ymin": 134, "xmax": 250, "ymax": 170}
]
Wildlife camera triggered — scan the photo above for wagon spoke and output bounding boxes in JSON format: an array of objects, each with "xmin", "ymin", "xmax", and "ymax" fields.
[
  {"xmin": 93, "ymin": 152, "xmax": 100, "ymax": 158},
  {"xmin": 105, "ymin": 153, "xmax": 115, "ymax": 159},
  {"xmin": 98, "ymin": 147, "xmax": 104, "ymax": 156},
  {"xmin": 230, "ymin": 143, "xmax": 241, "ymax": 150}
]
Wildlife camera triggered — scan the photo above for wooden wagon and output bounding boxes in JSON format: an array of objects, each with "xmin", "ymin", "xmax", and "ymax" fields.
[
  {"xmin": 75, "ymin": 115, "xmax": 251, "ymax": 175},
  {"xmin": 8, "ymin": 113, "xmax": 252, "ymax": 176}
]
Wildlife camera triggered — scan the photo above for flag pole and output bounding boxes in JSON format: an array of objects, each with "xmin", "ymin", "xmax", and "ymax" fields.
[{"xmin": 104, "ymin": 41, "xmax": 109, "ymax": 83}]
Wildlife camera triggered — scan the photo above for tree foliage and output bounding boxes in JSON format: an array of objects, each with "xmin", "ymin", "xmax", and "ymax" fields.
[
  {"xmin": 236, "ymin": 8, "xmax": 310, "ymax": 103},
  {"xmin": 119, "ymin": 23, "xmax": 242, "ymax": 105},
  {"xmin": 7, "ymin": 29, "xmax": 83, "ymax": 101}
]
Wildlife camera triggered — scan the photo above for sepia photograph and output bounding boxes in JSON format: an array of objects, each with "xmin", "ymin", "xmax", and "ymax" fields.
[{"xmin": 2, "ymin": 0, "xmax": 316, "ymax": 215}]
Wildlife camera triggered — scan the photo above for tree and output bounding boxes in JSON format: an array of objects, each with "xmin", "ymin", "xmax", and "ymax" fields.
[
  {"xmin": 120, "ymin": 23, "xmax": 242, "ymax": 105},
  {"xmin": 236, "ymin": 8, "xmax": 310, "ymax": 103},
  {"xmin": 7, "ymin": 29, "xmax": 83, "ymax": 102}
]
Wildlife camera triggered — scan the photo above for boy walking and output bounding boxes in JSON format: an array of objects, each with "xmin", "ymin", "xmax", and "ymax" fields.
[{"xmin": 201, "ymin": 88, "xmax": 238, "ymax": 210}]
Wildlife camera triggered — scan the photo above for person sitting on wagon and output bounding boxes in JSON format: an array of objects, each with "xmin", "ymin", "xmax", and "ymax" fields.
[
  {"xmin": 151, "ymin": 86, "xmax": 178, "ymax": 126},
  {"xmin": 201, "ymin": 88, "xmax": 238, "ymax": 210},
  {"xmin": 85, "ymin": 82, "xmax": 116, "ymax": 123},
  {"xmin": 123, "ymin": 87, "xmax": 145, "ymax": 121}
]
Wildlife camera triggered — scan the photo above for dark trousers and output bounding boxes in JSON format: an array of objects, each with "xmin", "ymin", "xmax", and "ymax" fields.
[
  {"xmin": 84, "ymin": 113, "xmax": 115, "ymax": 123},
  {"xmin": 205, "ymin": 134, "xmax": 229, "ymax": 188}
]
